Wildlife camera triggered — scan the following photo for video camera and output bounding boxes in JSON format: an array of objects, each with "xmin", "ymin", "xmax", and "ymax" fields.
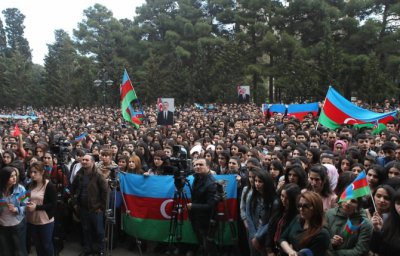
[
  {"xmin": 170, "ymin": 145, "xmax": 192, "ymax": 191},
  {"xmin": 108, "ymin": 166, "xmax": 120, "ymax": 189},
  {"xmin": 50, "ymin": 136, "xmax": 71, "ymax": 164}
]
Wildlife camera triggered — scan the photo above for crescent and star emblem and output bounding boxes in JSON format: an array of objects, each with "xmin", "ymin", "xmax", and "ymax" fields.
[{"xmin": 160, "ymin": 199, "xmax": 173, "ymax": 219}]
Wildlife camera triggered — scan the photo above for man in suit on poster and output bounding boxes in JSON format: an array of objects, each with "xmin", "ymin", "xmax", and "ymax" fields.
[
  {"xmin": 157, "ymin": 101, "xmax": 174, "ymax": 126},
  {"xmin": 238, "ymin": 86, "xmax": 250, "ymax": 104}
]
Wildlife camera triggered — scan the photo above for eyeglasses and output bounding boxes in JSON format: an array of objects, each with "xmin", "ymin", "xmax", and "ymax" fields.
[{"xmin": 297, "ymin": 203, "xmax": 311, "ymax": 210}]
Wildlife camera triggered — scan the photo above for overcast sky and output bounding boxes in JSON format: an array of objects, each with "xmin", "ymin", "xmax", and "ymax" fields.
[{"xmin": 0, "ymin": 0, "xmax": 146, "ymax": 65}]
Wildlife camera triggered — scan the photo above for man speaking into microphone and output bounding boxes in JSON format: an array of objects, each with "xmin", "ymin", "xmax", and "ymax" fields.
[{"xmin": 186, "ymin": 158, "xmax": 218, "ymax": 256}]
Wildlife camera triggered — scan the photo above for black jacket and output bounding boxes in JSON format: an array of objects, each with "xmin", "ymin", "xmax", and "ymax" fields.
[
  {"xmin": 71, "ymin": 167, "xmax": 108, "ymax": 212},
  {"xmin": 189, "ymin": 172, "xmax": 218, "ymax": 226}
]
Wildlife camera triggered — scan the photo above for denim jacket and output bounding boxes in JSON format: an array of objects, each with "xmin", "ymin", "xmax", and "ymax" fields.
[{"xmin": 0, "ymin": 184, "xmax": 27, "ymax": 222}]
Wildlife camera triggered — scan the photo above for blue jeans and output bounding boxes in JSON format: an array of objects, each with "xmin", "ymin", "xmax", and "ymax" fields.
[
  {"xmin": 28, "ymin": 221, "xmax": 54, "ymax": 256},
  {"xmin": 80, "ymin": 208, "xmax": 105, "ymax": 254}
]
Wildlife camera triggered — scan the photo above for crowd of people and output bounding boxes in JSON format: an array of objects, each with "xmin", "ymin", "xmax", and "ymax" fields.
[{"xmin": 0, "ymin": 102, "xmax": 400, "ymax": 256}]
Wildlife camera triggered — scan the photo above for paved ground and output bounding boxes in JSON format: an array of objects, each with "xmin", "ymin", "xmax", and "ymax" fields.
[{"xmin": 27, "ymin": 230, "xmax": 167, "ymax": 256}]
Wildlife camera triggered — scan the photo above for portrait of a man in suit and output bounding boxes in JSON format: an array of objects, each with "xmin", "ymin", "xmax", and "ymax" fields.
[
  {"xmin": 157, "ymin": 101, "xmax": 174, "ymax": 126},
  {"xmin": 238, "ymin": 85, "xmax": 250, "ymax": 104}
]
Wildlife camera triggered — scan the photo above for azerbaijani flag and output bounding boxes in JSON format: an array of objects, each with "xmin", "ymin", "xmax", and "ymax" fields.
[
  {"xmin": 17, "ymin": 190, "xmax": 30, "ymax": 202},
  {"xmin": 269, "ymin": 104, "xmax": 287, "ymax": 114},
  {"xmin": 119, "ymin": 173, "xmax": 238, "ymax": 244},
  {"xmin": 339, "ymin": 171, "xmax": 370, "ymax": 202},
  {"xmin": 0, "ymin": 198, "xmax": 7, "ymax": 208},
  {"xmin": 287, "ymin": 102, "xmax": 319, "ymax": 121},
  {"xmin": 120, "ymin": 69, "xmax": 144, "ymax": 128},
  {"xmin": 343, "ymin": 218, "xmax": 364, "ymax": 236},
  {"xmin": 74, "ymin": 132, "xmax": 88, "ymax": 143},
  {"xmin": 318, "ymin": 87, "xmax": 397, "ymax": 130}
]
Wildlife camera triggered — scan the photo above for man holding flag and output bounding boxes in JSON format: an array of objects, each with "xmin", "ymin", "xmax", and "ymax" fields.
[{"xmin": 325, "ymin": 171, "xmax": 373, "ymax": 255}]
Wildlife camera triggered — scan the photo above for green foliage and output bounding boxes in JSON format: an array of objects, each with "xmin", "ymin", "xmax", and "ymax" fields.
[{"xmin": 0, "ymin": 0, "xmax": 399, "ymax": 107}]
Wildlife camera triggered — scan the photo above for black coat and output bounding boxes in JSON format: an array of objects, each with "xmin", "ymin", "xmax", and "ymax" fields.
[
  {"xmin": 189, "ymin": 172, "xmax": 218, "ymax": 227},
  {"xmin": 157, "ymin": 110, "xmax": 174, "ymax": 126}
]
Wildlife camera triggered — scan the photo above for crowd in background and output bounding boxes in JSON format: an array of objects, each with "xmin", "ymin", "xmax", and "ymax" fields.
[{"xmin": 0, "ymin": 101, "xmax": 400, "ymax": 256}]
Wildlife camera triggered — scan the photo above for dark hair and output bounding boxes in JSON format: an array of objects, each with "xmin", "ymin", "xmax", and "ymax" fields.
[
  {"xmin": 28, "ymin": 161, "xmax": 48, "ymax": 189},
  {"xmin": 308, "ymin": 164, "xmax": 333, "ymax": 197},
  {"xmin": 334, "ymin": 171, "xmax": 357, "ymax": 197},
  {"xmin": 298, "ymin": 191, "xmax": 324, "ymax": 248},
  {"xmin": 0, "ymin": 166, "xmax": 18, "ymax": 194},
  {"xmin": 285, "ymin": 164, "xmax": 307, "ymax": 189},
  {"xmin": 249, "ymin": 168, "xmax": 276, "ymax": 220},
  {"xmin": 367, "ymin": 164, "xmax": 388, "ymax": 187},
  {"xmin": 307, "ymin": 148, "xmax": 320, "ymax": 164},
  {"xmin": 382, "ymin": 189, "xmax": 400, "ymax": 243}
]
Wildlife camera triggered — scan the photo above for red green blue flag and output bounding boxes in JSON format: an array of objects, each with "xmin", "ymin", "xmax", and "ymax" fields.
[
  {"xmin": 119, "ymin": 174, "xmax": 238, "ymax": 244},
  {"xmin": 17, "ymin": 190, "xmax": 31, "ymax": 202},
  {"xmin": 0, "ymin": 198, "xmax": 7, "ymax": 208},
  {"xmin": 74, "ymin": 132, "xmax": 88, "ymax": 142},
  {"xmin": 343, "ymin": 218, "xmax": 365, "ymax": 236},
  {"xmin": 120, "ymin": 69, "xmax": 144, "ymax": 128},
  {"xmin": 287, "ymin": 102, "xmax": 319, "ymax": 121},
  {"xmin": 318, "ymin": 87, "xmax": 396, "ymax": 130},
  {"xmin": 339, "ymin": 171, "xmax": 370, "ymax": 202}
]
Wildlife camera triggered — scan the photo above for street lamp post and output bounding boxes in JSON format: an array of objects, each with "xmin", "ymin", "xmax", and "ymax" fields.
[{"xmin": 94, "ymin": 69, "xmax": 113, "ymax": 112}]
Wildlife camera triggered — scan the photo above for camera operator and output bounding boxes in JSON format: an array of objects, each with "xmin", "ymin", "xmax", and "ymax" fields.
[
  {"xmin": 71, "ymin": 154, "xmax": 108, "ymax": 256},
  {"xmin": 186, "ymin": 158, "xmax": 218, "ymax": 256}
]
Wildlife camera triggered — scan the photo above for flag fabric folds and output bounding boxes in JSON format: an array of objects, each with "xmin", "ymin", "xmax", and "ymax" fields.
[
  {"xmin": 318, "ymin": 87, "xmax": 397, "ymax": 129},
  {"xmin": 12, "ymin": 124, "xmax": 22, "ymax": 137},
  {"xmin": 120, "ymin": 69, "xmax": 144, "ymax": 128},
  {"xmin": 119, "ymin": 173, "xmax": 238, "ymax": 244},
  {"xmin": 339, "ymin": 171, "xmax": 370, "ymax": 202},
  {"xmin": 269, "ymin": 104, "xmax": 287, "ymax": 114},
  {"xmin": 74, "ymin": 132, "xmax": 88, "ymax": 142},
  {"xmin": 17, "ymin": 190, "xmax": 31, "ymax": 202},
  {"xmin": 287, "ymin": 102, "xmax": 319, "ymax": 121},
  {"xmin": 343, "ymin": 218, "xmax": 365, "ymax": 237}
]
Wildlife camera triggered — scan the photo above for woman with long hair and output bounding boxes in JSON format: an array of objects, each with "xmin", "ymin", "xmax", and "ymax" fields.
[
  {"xmin": 127, "ymin": 155, "xmax": 144, "ymax": 174},
  {"xmin": 245, "ymin": 168, "xmax": 277, "ymax": 255},
  {"xmin": 266, "ymin": 183, "xmax": 301, "ymax": 256},
  {"xmin": 26, "ymin": 161, "xmax": 57, "ymax": 256},
  {"xmin": 0, "ymin": 166, "xmax": 28, "ymax": 255},
  {"xmin": 117, "ymin": 154, "xmax": 130, "ymax": 172},
  {"xmin": 284, "ymin": 164, "xmax": 308, "ymax": 190},
  {"xmin": 370, "ymin": 189, "xmax": 400, "ymax": 255},
  {"xmin": 144, "ymin": 150, "xmax": 171, "ymax": 176},
  {"xmin": 216, "ymin": 151, "xmax": 230, "ymax": 174},
  {"xmin": 366, "ymin": 184, "xmax": 395, "ymax": 221},
  {"xmin": 279, "ymin": 191, "xmax": 330, "ymax": 256},
  {"xmin": 306, "ymin": 164, "xmax": 337, "ymax": 211}
]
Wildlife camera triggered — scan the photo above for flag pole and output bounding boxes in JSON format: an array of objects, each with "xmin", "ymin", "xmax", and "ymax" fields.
[
  {"xmin": 125, "ymin": 68, "xmax": 147, "ymax": 120},
  {"xmin": 369, "ymin": 184, "xmax": 378, "ymax": 214}
]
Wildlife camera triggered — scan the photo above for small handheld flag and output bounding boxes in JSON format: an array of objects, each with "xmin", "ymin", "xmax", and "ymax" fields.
[
  {"xmin": 343, "ymin": 218, "xmax": 365, "ymax": 237},
  {"xmin": 17, "ymin": 190, "xmax": 31, "ymax": 202},
  {"xmin": 12, "ymin": 124, "xmax": 22, "ymax": 137},
  {"xmin": 339, "ymin": 171, "xmax": 370, "ymax": 202}
]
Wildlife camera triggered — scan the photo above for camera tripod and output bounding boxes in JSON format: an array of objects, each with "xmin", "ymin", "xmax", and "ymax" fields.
[
  {"xmin": 167, "ymin": 178, "xmax": 192, "ymax": 247},
  {"xmin": 104, "ymin": 178, "xmax": 118, "ymax": 256},
  {"xmin": 206, "ymin": 180, "xmax": 239, "ymax": 256}
]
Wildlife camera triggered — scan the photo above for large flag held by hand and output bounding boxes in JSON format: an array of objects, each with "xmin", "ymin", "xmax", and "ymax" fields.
[
  {"xmin": 318, "ymin": 87, "xmax": 397, "ymax": 130},
  {"xmin": 287, "ymin": 102, "xmax": 319, "ymax": 121},
  {"xmin": 339, "ymin": 171, "xmax": 370, "ymax": 202},
  {"xmin": 120, "ymin": 69, "xmax": 144, "ymax": 128},
  {"xmin": 119, "ymin": 173, "xmax": 238, "ymax": 244}
]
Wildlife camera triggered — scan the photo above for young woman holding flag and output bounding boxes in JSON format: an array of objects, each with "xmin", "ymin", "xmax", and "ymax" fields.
[
  {"xmin": 325, "ymin": 197, "xmax": 372, "ymax": 255},
  {"xmin": 0, "ymin": 166, "xmax": 28, "ymax": 256},
  {"xmin": 370, "ymin": 189, "xmax": 400, "ymax": 255}
]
